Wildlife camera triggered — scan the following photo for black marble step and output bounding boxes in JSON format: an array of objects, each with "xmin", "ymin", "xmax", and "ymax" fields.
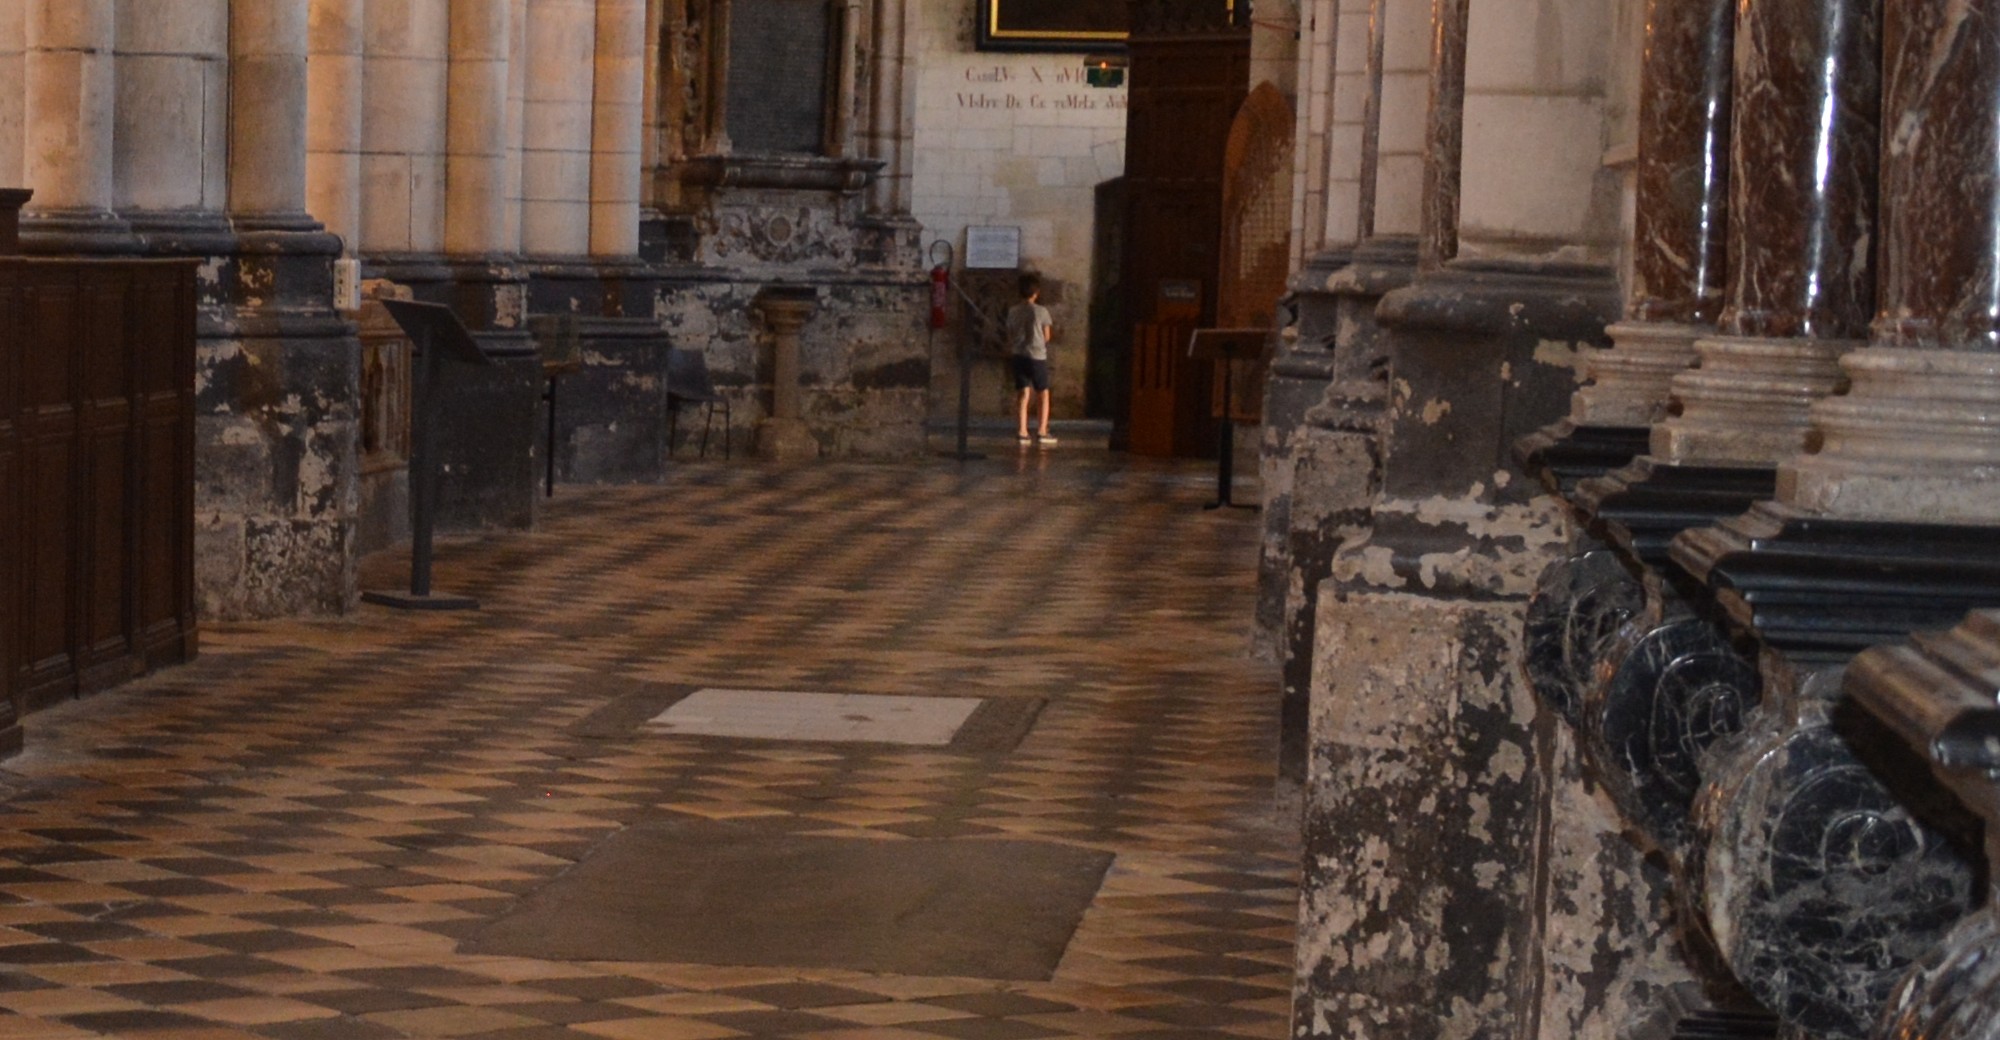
[
  {"xmin": 1572, "ymin": 457, "xmax": 1778, "ymax": 569},
  {"xmin": 1675, "ymin": 503, "xmax": 2000, "ymax": 661},
  {"xmin": 1515, "ymin": 420, "xmax": 1654, "ymax": 497}
]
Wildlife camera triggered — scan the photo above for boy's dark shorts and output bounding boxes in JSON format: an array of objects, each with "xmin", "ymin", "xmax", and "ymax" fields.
[{"xmin": 1013, "ymin": 356, "xmax": 1050, "ymax": 392}]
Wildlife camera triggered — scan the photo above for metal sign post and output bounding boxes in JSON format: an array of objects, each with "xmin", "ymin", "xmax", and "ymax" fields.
[
  {"xmin": 363, "ymin": 299, "xmax": 494, "ymax": 610},
  {"xmin": 1189, "ymin": 328, "xmax": 1269, "ymax": 512}
]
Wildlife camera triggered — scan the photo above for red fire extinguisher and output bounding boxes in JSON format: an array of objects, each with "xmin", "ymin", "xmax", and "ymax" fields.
[{"xmin": 929, "ymin": 264, "xmax": 950, "ymax": 330}]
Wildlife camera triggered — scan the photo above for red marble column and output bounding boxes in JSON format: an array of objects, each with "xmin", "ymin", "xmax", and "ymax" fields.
[
  {"xmin": 1875, "ymin": 0, "xmax": 2000, "ymax": 352},
  {"xmin": 1719, "ymin": 0, "xmax": 1880, "ymax": 340},
  {"xmin": 1654, "ymin": 0, "xmax": 1880, "ymax": 467},
  {"xmin": 1566, "ymin": 0, "xmax": 1734, "ymax": 429},
  {"xmin": 1780, "ymin": 0, "xmax": 2000, "ymax": 522},
  {"xmin": 1627, "ymin": 0, "xmax": 1734, "ymax": 326}
]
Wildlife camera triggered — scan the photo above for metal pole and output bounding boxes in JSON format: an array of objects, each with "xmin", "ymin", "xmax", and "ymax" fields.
[{"xmin": 409, "ymin": 331, "xmax": 441, "ymax": 597}]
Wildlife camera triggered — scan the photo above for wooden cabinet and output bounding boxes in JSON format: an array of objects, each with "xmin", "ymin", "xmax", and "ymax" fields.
[{"xmin": 0, "ymin": 256, "xmax": 197, "ymax": 751}]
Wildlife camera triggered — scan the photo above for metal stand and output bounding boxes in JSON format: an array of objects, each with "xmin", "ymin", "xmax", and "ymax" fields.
[
  {"xmin": 951, "ymin": 318, "xmax": 984, "ymax": 461},
  {"xmin": 1190, "ymin": 329, "xmax": 1267, "ymax": 512},
  {"xmin": 363, "ymin": 300, "xmax": 493, "ymax": 611}
]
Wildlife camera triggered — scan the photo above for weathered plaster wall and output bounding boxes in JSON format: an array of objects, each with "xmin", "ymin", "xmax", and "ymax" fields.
[{"xmin": 909, "ymin": 0, "xmax": 1127, "ymax": 420}]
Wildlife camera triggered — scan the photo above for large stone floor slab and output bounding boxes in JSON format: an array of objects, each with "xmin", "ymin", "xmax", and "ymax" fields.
[{"xmin": 468, "ymin": 821, "xmax": 1113, "ymax": 979}]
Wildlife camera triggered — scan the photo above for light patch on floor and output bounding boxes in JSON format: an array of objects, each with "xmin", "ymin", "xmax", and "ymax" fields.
[{"xmin": 648, "ymin": 688, "xmax": 985, "ymax": 746}]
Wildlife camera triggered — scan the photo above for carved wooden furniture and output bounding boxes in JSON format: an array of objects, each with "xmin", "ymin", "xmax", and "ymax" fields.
[{"xmin": 0, "ymin": 218, "xmax": 198, "ymax": 753}]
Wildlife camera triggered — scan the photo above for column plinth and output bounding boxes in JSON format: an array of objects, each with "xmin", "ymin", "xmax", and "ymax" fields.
[
  {"xmin": 1520, "ymin": 0, "xmax": 1733, "ymax": 487},
  {"xmin": 1653, "ymin": 335, "xmax": 1851, "ymax": 467},
  {"xmin": 753, "ymin": 289, "xmax": 820, "ymax": 462}
]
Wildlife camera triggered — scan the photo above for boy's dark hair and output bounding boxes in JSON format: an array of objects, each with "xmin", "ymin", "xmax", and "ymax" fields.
[{"xmin": 1018, "ymin": 272, "xmax": 1042, "ymax": 298}]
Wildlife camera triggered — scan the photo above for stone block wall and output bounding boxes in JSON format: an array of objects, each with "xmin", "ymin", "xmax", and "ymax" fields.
[{"xmin": 909, "ymin": 0, "xmax": 1129, "ymax": 420}]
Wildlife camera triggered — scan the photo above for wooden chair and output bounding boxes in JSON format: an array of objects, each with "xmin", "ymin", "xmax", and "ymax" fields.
[{"xmin": 666, "ymin": 348, "xmax": 731, "ymax": 459}]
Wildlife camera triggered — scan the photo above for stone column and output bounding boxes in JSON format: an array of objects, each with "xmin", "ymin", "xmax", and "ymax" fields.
[
  {"xmin": 446, "ymin": 0, "xmax": 515, "ymax": 255},
  {"xmin": 0, "ymin": 4, "xmax": 22, "ymax": 186},
  {"xmin": 753, "ymin": 288, "xmax": 821, "ymax": 461},
  {"xmin": 197, "ymin": 0, "xmax": 362, "ymax": 620},
  {"xmin": 521, "ymin": 0, "xmax": 596, "ymax": 255},
  {"xmin": 1566, "ymin": 0, "xmax": 1734, "ymax": 436},
  {"xmin": 862, "ymin": 0, "xmax": 917, "ymax": 217},
  {"xmin": 1781, "ymin": 0, "xmax": 2000, "ymax": 523},
  {"xmin": 114, "ymin": 0, "xmax": 229, "ymax": 240},
  {"xmin": 1296, "ymin": 0, "xmax": 1638, "ymax": 1035},
  {"xmin": 306, "ymin": 0, "xmax": 365, "ymax": 252},
  {"xmin": 229, "ymin": 0, "xmax": 313, "ymax": 226},
  {"xmin": 359, "ymin": 0, "xmax": 449, "ymax": 255},
  {"xmin": 1416, "ymin": 0, "xmax": 1464, "ymax": 269},
  {"xmin": 21, "ymin": 0, "xmax": 133, "ymax": 248},
  {"xmin": 1654, "ymin": 0, "xmax": 1881, "ymax": 469},
  {"xmin": 589, "ymin": 0, "xmax": 645, "ymax": 257},
  {"xmin": 505, "ymin": 0, "xmax": 529, "ymax": 250}
]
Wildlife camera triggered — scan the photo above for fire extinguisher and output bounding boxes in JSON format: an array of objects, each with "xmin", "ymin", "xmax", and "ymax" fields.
[{"xmin": 929, "ymin": 264, "xmax": 950, "ymax": 330}]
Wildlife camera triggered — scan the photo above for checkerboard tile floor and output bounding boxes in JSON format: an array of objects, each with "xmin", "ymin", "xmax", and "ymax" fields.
[{"xmin": 0, "ymin": 456, "xmax": 1294, "ymax": 1038}]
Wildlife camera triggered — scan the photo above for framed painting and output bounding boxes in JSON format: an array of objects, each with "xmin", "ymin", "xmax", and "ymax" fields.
[{"xmin": 976, "ymin": 0, "xmax": 1128, "ymax": 52}]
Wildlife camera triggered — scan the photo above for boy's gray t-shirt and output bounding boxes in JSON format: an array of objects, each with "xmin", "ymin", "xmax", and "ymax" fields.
[{"xmin": 1006, "ymin": 302, "xmax": 1051, "ymax": 361}]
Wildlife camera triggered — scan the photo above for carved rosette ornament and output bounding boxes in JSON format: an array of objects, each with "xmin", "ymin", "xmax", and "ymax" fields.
[
  {"xmin": 1523, "ymin": 550, "xmax": 1648, "ymax": 726},
  {"xmin": 1585, "ymin": 617, "xmax": 1760, "ymax": 848},
  {"xmin": 1683, "ymin": 671, "xmax": 1979, "ymax": 1040}
]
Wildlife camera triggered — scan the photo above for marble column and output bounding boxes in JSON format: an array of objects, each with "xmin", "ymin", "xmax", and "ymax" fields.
[
  {"xmin": 1781, "ymin": 0, "xmax": 2000, "ymax": 523},
  {"xmin": 113, "ymin": 0, "xmax": 229, "ymax": 243},
  {"xmin": 589, "ymin": 0, "xmax": 645, "ymax": 257},
  {"xmin": 1567, "ymin": 0, "xmax": 1734, "ymax": 434},
  {"xmin": 862, "ymin": 0, "xmax": 917, "ymax": 217},
  {"xmin": 639, "ymin": 0, "xmax": 663, "ymax": 212},
  {"xmin": 1655, "ymin": 0, "xmax": 1880, "ymax": 469},
  {"xmin": 21, "ymin": 0, "xmax": 133, "ymax": 248},
  {"xmin": 521, "ymin": 0, "xmax": 596, "ymax": 255},
  {"xmin": 306, "ymin": 0, "xmax": 365, "ymax": 252},
  {"xmin": 446, "ymin": 0, "xmax": 516, "ymax": 256}
]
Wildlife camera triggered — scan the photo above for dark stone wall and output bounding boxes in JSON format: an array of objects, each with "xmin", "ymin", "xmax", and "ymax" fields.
[{"xmin": 1292, "ymin": 258, "xmax": 1694, "ymax": 1040}]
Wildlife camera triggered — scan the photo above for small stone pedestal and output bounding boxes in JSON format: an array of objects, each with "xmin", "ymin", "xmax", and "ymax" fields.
[{"xmin": 753, "ymin": 287, "xmax": 820, "ymax": 462}]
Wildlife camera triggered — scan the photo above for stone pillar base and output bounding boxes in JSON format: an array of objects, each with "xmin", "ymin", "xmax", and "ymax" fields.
[
  {"xmin": 1781, "ymin": 347, "xmax": 2000, "ymax": 523},
  {"xmin": 757, "ymin": 418, "xmax": 820, "ymax": 461},
  {"xmin": 1653, "ymin": 334, "xmax": 1852, "ymax": 466},
  {"xmin": 1572, "ymin": 321, "xmax": 1707, "ymax": 426},
  {"xmin": 19, "ymin": 206, "xmax": 140, "ymax": 255}
]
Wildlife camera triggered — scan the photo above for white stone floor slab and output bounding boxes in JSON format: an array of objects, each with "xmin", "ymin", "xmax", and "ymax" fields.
[{"xmin": 647, "ymin": 688, "xmax": 984, "ymax": 746}]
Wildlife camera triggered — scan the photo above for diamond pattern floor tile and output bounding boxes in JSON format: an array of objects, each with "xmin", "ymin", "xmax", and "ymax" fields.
[{"xmin": 0, "ymin": 457, "xmax": 1293, "ymax": 1037}]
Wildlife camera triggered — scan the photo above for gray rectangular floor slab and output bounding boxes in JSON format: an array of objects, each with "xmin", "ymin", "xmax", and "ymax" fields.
[{"xmin": 463, "ymin": 821, "xmax": 1116, "ymax": 981}]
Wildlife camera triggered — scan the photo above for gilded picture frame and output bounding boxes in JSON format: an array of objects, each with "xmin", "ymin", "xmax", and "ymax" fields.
[{"xmin": 975, "ymin": 0, "xmax": 1128, "ymax": 52}]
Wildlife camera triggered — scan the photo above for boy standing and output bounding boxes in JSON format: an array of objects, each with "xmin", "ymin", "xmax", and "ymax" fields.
[{"xmin": 1006, "ymin": 273, "xmax": 1056, "ymax": 446}]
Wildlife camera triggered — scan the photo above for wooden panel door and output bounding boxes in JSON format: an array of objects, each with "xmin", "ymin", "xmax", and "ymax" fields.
[
  {"xmin": 78, "ymin": 266, "xmax": 137, "ymax": 689},
  {"xmin": 1120, "ymin": 17, "xmax": 1249, "ymax": 457},
  {"xmin": 131, "ymin": 264, "xmax": 197, "ymax": 668},
  {"xmin": 0, "ymin": 260, "xmax": 20, "ymax": 737},
  {"xmin": 16, "ymin": 267, "xmax": 80, "ymax": 706}
]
